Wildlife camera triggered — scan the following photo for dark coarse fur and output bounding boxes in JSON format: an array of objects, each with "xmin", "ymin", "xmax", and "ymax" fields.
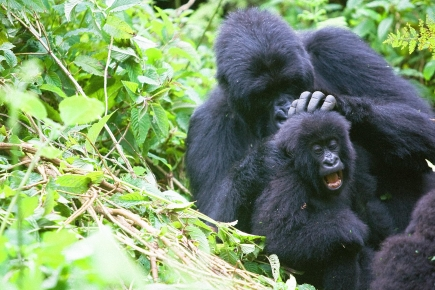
[
  {"xmin": 185, "ymin": 8, "xmax": 435, "ymax": 232},
  {"xmin": 250, "ymin": 110, "xmax": 383, "ymax": 290},
  {"xmin": 371, "ymin": 189, "xmax": 435, "ymax": 290}
]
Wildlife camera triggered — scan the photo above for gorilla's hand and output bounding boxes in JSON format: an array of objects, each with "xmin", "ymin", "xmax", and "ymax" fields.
[{"xmin": 289, "ymin": 91, "xmax": 336, "ymax": 115}]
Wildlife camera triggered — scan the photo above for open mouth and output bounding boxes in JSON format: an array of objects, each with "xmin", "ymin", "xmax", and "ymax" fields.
[{"xmin": 323, "ymin": 170, "xmax": 343, "ymax": 190}]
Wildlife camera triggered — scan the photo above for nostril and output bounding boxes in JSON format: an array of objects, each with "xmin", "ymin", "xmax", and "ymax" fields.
[{"xmin": 275, "ymin": 110, "xmax": 288, "ymax": 122}]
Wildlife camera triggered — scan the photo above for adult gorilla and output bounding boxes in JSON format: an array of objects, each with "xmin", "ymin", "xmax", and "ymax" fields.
[{"xmin": 185, "ymin": 8, "xmax": 435, "ymax": 232}]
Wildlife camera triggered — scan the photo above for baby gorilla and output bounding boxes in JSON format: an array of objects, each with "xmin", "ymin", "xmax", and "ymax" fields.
[{"xmin": 251, "ymin": 110, "xmax": 370, "ymax": 290}]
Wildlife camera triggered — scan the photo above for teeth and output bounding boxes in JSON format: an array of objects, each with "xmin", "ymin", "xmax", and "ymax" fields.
[{"xmin": 324, "ymin": 171, "xmax": 342, "ymax": 190}]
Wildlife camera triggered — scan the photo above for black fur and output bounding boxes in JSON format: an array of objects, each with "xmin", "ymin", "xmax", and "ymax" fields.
[
  {"xmin": 185, "ymin": 8, "xmax": 435, "ymax": 232},
  {"xmin": 250, "ymin": 111, "xmax": 385, "ymax": 289},
  {"xmin": 371, "ymin": 189, "xmax": 435, "ymax": 290}
]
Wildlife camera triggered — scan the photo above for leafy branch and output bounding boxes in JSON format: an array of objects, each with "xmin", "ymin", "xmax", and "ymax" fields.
[{"xmin": 384, "ymin": 17, "xmax": 435, "ymax": 57}]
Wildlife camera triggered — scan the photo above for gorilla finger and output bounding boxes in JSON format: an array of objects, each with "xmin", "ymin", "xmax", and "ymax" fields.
[
  {"xmin": 295, "ymin": 91, "xmax": 311, "ymax": 113},
  {"xmin": 289, "ymin": 100, "xmax": 298, "ymax": 115},
  {"xmin": 307, "ymin": 91, "xmax": 325, "ymax": 112},
  {"xmin": 320, "ymin": 95, "xmax": 337, "ymax": 111}
]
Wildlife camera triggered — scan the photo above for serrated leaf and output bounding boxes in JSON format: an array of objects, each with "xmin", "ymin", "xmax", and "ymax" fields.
[
  {"xmin": 45, "ymin": 70, "xmax": 62, "ymax": 88},
  {"xmin": 56, "ymin": 174, "xmax": 92, "ymax": 188},
  {"xmin": 131, "ymin": 107, "xmax": 151, "ymax": 145},
  {"xmin": 165, "ymin": 201, "xmax": 194, "ymax": 210},
  {"xmin": 103, "ymin": 15, "xmax": 134, "ymax": 39},
  {"xmin": 22, "ymin": 0, "xmax": 45, "ymax": 12},
  {"xmin": 239, "ymin": 244, "xmax": 255, "ymax": 255},
  {"xmin": 85, "ymin": 113, "xmax": 113, "ymax": 152},
  {"xmin": 59, "ymin": 95, "xmax": 104, "ymax": 126},
  {"xmin": 137, "ymin": 75, "xmax": 160, "ymax": 85},
  {"xmin": 269, "ymin": 254, "xmax": 281, "ymax": 282},
  {"xmin": 3, "ymin": 50, "xmax": 17, "ymax": 67},
  {"xmin": 85, "ymin": 171, "xmax": 104, "ymax": 184},
  {"xmin": 111, "ymin": 46, "xmax": 138, "ymax": 62},
  {"xmin": 40, "ymin": 84, "xmax": 68, "ymax": 99},
  {"xmin": 0, "ymin": 42, "xmax": 14, "ymax": 50},
  {"xmin": 186, "ymin": 225, "xmax": 210, "ymax": 254},
  {"xmin": 108, "ymin": 0, "xmax": 140, "ymax": 12},
  {"xmin": 219, "ymin": 247, "xmax": 238, "ymax": 265},
  {"xmin": 110, "ymin": 192, "xmax": 147, "ymax": 208},
  {"xmin": 150, "ymin": 103, "xmax": 169, "ymax": 138},
  {"xmin": 74, "ymin": 55, "xmax": 104, "ymax": 76},
  {"xmin": 64, "ymin": 0, "xmax": 81, "ymax": 21}
]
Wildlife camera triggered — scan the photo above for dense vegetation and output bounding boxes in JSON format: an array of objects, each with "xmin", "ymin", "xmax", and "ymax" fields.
[{"xmin": 0, "ymin": 0, "xmax": 434, "ymax": 289}]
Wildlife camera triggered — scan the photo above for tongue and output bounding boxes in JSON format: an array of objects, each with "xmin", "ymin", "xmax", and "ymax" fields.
[
  {"xmin": 325, "ymin": 172, "xmax": 339, "ymax": 184},
  {"xmin": 324, "ymin": 172, "xmax": 342, "ymax": 189}
]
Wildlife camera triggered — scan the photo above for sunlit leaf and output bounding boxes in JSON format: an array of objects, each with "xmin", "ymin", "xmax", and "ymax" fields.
[
  {"xmin": 40, "ymin": 84, "xmax": 68, "ymax": 99},
  {"xmin": 74, "ymin": 55, "xmax": 104, "ymax": 76},
  {"xmin": 103, "ymin": 15, "xmax": 134, "ymax": 39},
  {"xmin": 150, "ymin": 103, "xmax": 169, "ymax": 138},
  {"xmin": 59, "ymin": 95, "xmax": 104, "ymax": 125},
  {"xmin": 85, "ymin": 113, "xmax": 113, "ymax": 152}
]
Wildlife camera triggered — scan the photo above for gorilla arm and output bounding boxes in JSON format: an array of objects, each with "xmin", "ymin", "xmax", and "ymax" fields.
[{"xmin": 290, "ymin": 92, "xmax": 435, "ymax": 172}]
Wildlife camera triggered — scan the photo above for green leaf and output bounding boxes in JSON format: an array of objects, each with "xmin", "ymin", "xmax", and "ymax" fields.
[
  {"xmin": 35, "ymin": 230, "xmax": 78, "ymax": 268},
  {"xmin": 56, "ymin": 174, "xmax": 92, "ymax": 188},
  {"xmin": 85, "ymin": 171, "xmax": 104, "ymax": 184},
  {"xmin": 377, "ymin": 16, "xmax": 393, "ymax": 40},
  {"xmin": 103, "ymin": 15, "xmax": 134, "ymax": 39},
  {"xmin": 64, "ymin": 227, "xmax": 148, "ymax": 287},
  {"xmin": 59, "ymin": 95, "xmax": 104, "ymax": 125},
  {"xmin": 269, "ymin": 254, "xmax": 281, "ymax": 282},
  {"xmin": 186, "ymin": 225, "xmax": 210, "ymax": 254},
  {"xmin": 3, "ymin": 50, "xmax": 17, "ymax": 67},
  {"xmin": 64, "ymin": 0, "xmax": 82, "ymax": 21},
  {"xmin": 85, "ymin": 113, "xmax": 113, "ymax": 152},
  {"xmin": 20, "ymin": 196, "xmax": 39, "ymax": 219},
  {"xmin": 110, "ymin": 192, "xmax": 147, "ymax": 208},
  {"xmin": 0, "ymin": 42, "xmax": 15, "ymax": 50},
  {"xmin": 239, "ymin": 244, "xmax": 255, "ymax": 255},
  {"xmin": 150, "ymin": 103, "xmax": 169, "ymax": 138},
  {"xmin": 131, "ymin": 107, "xmax": 151, "ymax": 145},
  {"xmin": 423, "ymin": 60, "xmax": 435, "ymax": 81},
  {"xmin": 40, "ymin": 146, "xmax": 63, "ymax": 159},
  {"xmin": 155, "ymin": 7, "xmax": 174, "ymax": 39},
  {"xmin": 108, "ymin": 0, "xmax": 141, "ymax": 12},
  {"xmin": 1, "ymin": 89, "xmax": 47, "ymax": 119},
  {"xmin": 137, "ymin": 75, "xmax": 160, "ymax": 86},
  {"xmin": 44, "ymin": 70, "xmax": 62, "ymax": 88},
  {"xmin": 40, "ymin": 84, "xmax": 68, "ymax": 99},
  {"xmin": 74, "ymin": 55, "xmax": 104, "ymax": 76}
]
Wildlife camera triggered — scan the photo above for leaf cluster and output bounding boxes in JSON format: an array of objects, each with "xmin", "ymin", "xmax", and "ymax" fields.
[{"xmin": 0, "ymin": 0, "xmax": 288, "ymax": 289}]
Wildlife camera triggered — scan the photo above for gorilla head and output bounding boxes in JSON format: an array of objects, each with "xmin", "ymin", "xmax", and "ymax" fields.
[
  {"xmin": 273, "ymin": 110, "xmax": 356, "ymax": 197},
  {"xmin": 214, "ymin": 9, "xmax": 314, "ymax": 136}
]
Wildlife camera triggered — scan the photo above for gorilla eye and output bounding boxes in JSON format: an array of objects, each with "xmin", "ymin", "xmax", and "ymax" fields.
[
  {"xmin": 312, "ymin": 144, "xmax": 323, "ymax": 155},
  {"xmin": 328, "ymin": 139, "xmax": 338, "ymax": 150}
]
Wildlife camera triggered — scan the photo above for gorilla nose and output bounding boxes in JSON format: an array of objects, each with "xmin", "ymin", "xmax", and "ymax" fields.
[
  {"xmin": 324, "ymin": 156, "xmax": 339, "ymax": 168},
  {"xmin": 275, "ymin": 109, "xmax": 288, "ymax": 124}
]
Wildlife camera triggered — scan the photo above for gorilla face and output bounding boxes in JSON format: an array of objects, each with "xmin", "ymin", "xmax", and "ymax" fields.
[
  {"xmin": 311, "ymin": 138, "xmax": 345, "ymax": 192},
  {"xmin": 274, "ymin": 110, "xmax": 355, "ymax": 197}
]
